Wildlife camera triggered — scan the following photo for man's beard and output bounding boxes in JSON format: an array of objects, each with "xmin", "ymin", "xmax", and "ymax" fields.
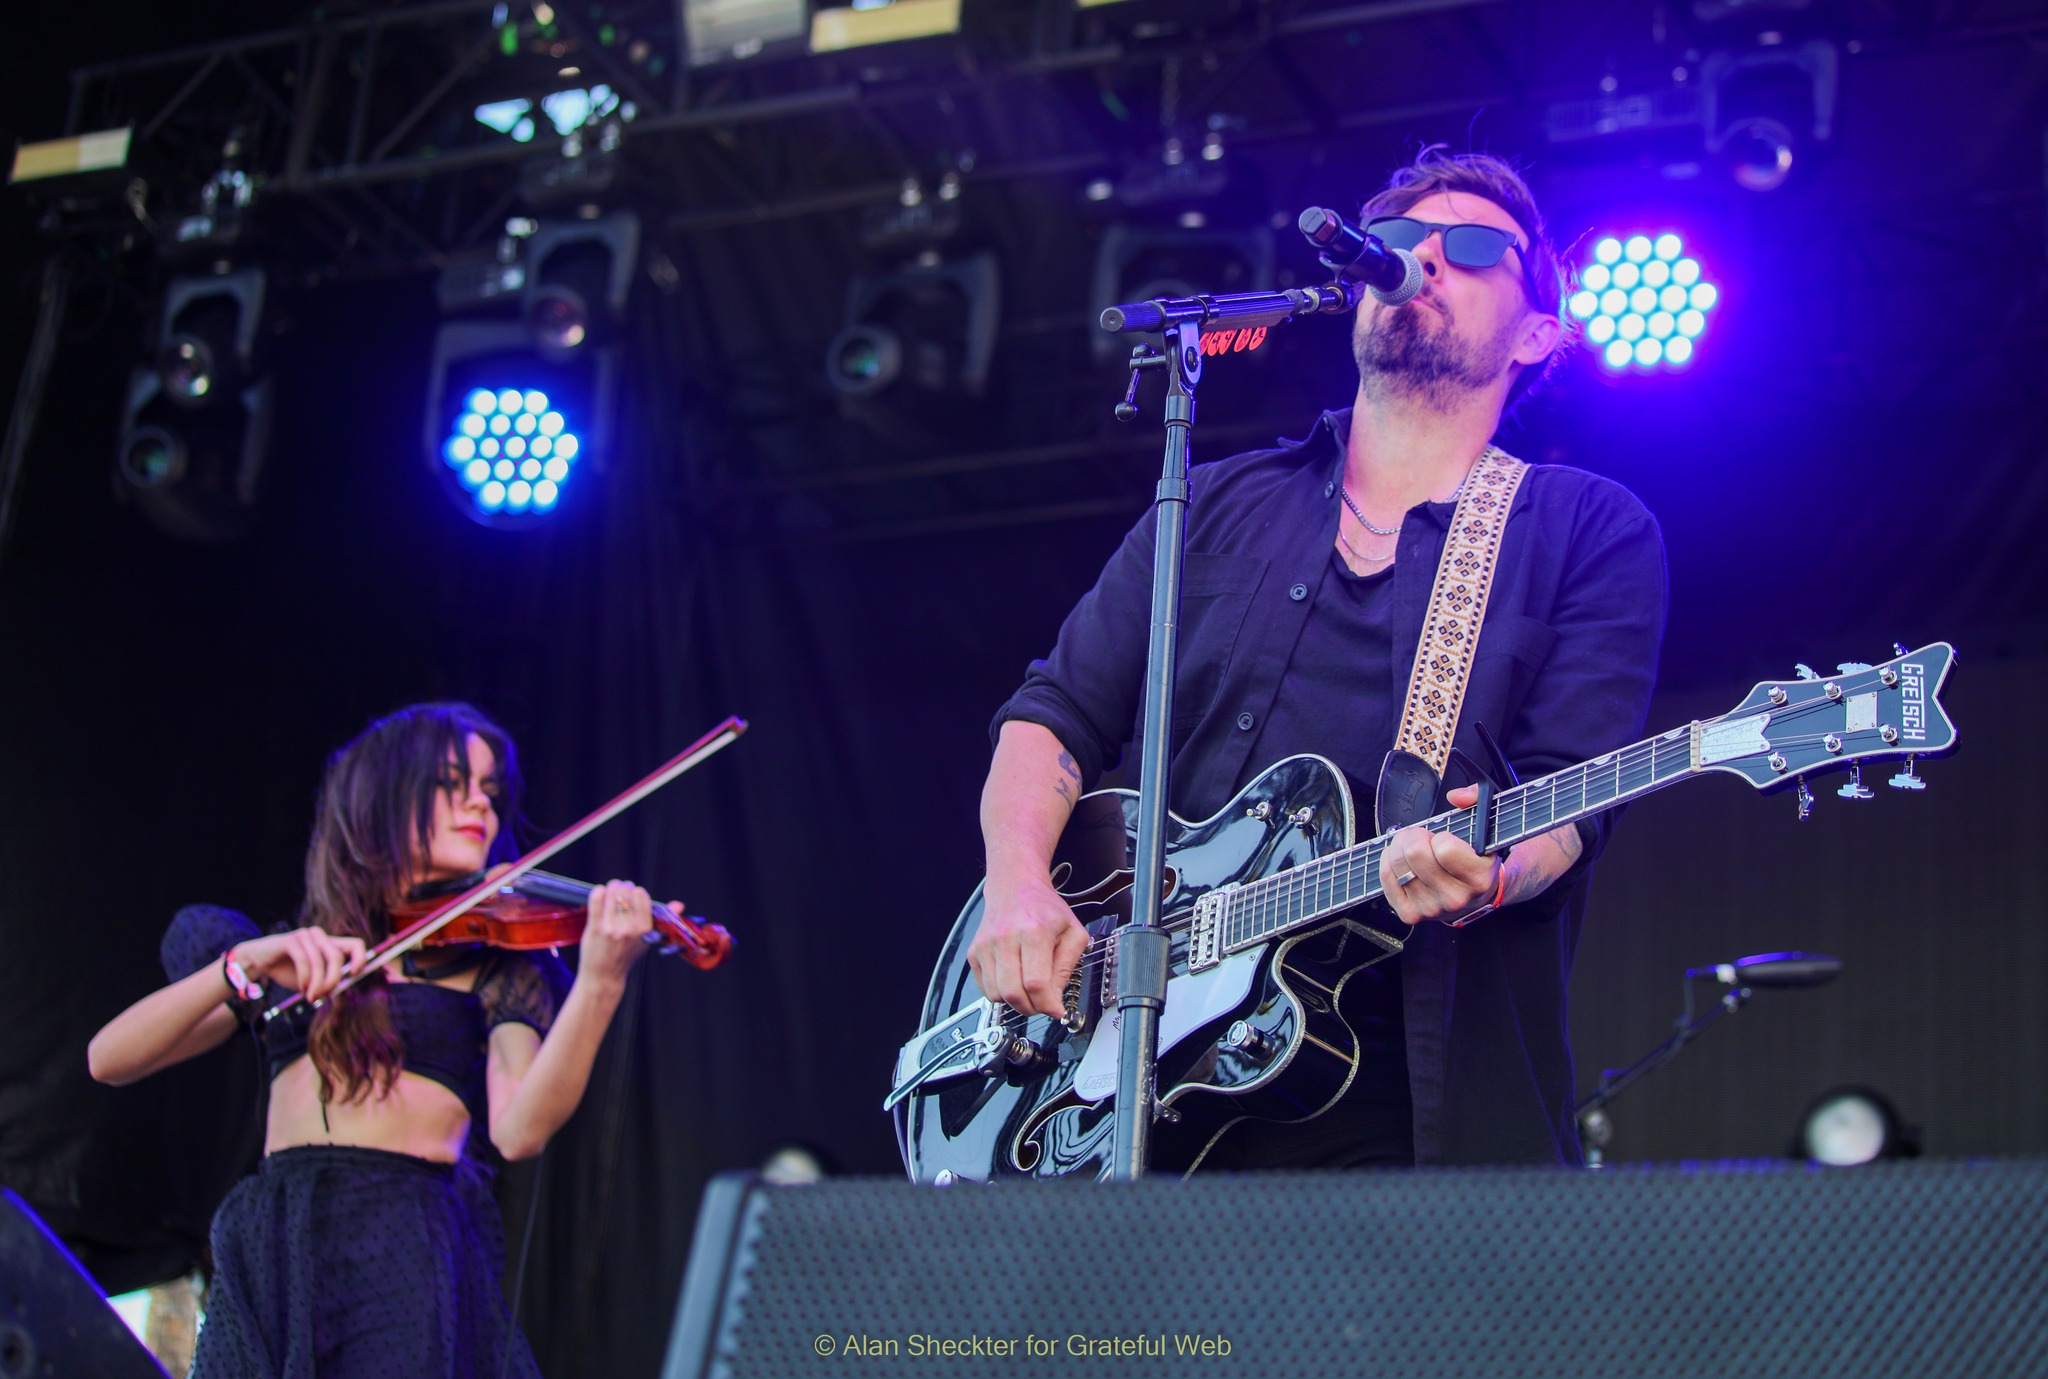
[{"xmin": 1353, "ymin": 296, "xmax": 1515, "ymax": 412}]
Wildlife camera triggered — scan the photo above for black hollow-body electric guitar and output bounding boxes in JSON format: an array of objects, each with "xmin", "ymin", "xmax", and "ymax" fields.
[{"xmin": 891, "ymin": 644, "xmax": 1959, "ymax": 1182}]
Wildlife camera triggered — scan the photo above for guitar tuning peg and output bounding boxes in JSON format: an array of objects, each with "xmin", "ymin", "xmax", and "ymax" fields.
[
  {"xmin": 1794, "ymin": 663, "xmax": 1819, "ymax": 681},
  {"xmin": 1836, "ymin": 661, "xmax": 1873, "ymax": 676},
  {"xmin": 1796, "ymin": 778, "xmax": 1815, "ymax": 820},
  {"xmin": 1893, "ymin": 642, "xmax": 1909, "ymax": 657},
  {"xmin": 1837, "ymin": 764, "xmax": 1874, "ymax": 800},
  {"xmin": 1889, "ymin": 756, "xmax": 1926, "ymax": 791}
]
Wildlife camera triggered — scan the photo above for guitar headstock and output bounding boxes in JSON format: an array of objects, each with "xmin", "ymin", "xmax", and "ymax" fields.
[{"xmin": 1697, "ymin": 642, "xmax": 1959, "ymax": 790}]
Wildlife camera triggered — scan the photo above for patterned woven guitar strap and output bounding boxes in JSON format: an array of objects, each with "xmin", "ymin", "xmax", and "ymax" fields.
[{"xmin": 1390, "ymin": 445, "xmax": 1530, "ymax": 777}]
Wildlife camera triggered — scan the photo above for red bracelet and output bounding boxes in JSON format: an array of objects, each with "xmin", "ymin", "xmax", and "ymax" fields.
[{"xmin": 1448, "ymin": 864, "xmax": 1509, "ymax": 928}]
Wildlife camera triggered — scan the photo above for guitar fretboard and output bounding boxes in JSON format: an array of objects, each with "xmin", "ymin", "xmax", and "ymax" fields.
[{"xmin": 1217, "ymin": 725, "xmax": 1697, "ymax": 954}]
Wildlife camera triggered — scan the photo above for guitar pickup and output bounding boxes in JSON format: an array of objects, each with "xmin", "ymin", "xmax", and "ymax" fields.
[{"xmin": 1187, "ymin": 887, "xmax": 1229, "ymax": 973}]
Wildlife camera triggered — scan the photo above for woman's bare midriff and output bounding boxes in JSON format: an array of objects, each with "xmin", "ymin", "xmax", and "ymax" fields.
[
  {"xmin": 262, "ymin": 968, "xmax": 482, "ymax": 1163},
  {"xmin": 264, "ymin": 1056, "xmax": 473, "ymax": 1162}
]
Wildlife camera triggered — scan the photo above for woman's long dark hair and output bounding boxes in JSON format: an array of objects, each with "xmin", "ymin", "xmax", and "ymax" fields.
[{"xmin": 301, "ymin": 702, "xmax": 524, "ymax": 1106}]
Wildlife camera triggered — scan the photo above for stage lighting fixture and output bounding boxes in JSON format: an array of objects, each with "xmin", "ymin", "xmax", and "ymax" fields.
[
  {"xmin": 1702, "ymin": 39, "xmax": 1837, "ymax": 193},
  {"xmin": 522, "ymin": 212, "xmax": 639, "ymax": 360},
  {"xmin": 809, "ymin": 0, "xmax": 960, "ymax": 54},
  {"xmin": 475, "ymin": 86, "xmax": 629, "ymax": 146},
  {"xmin": 1797, "ymin": 1086, "xmax": 1920, "ymax": 1166},
  {"xmin": 825, "ymin": 253, "xmax": 999, "ymax": 439},
  {"xmin": 1569, "ymin": 233, "xmax": 1717, "ymax": 373},
  {"xmin": 424, "ymin": 215, "xmax": 633, "ymax": 526},
  {"xmin": 114, "ymin": 268, "xmax": 272, "ymax": 540},
  {"xmin": 424, "ymin": 320, "xmax": 616, "ymax": 529},
  {"xmin": 684, "ymin": 0, "xmax": 808, "ymax": 66},
  {"xmin": 438, "ymin": 385, "xmax": 584, "ymax": 518}
]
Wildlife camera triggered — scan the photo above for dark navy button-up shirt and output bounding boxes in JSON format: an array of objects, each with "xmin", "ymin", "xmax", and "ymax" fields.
[{"xmin": 993, "ymin": 408, "xmax": 1668, "ymax": 1166}]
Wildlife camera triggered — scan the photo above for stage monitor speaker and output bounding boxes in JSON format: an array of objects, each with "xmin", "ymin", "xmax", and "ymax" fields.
[
  {"xmin": 0, "ymin": 1189, "xmax": 169, "ymax": 1378},
  {"xmin": 663, "ymin": 1159, "xmax": 2048, "ymax": 1378}
]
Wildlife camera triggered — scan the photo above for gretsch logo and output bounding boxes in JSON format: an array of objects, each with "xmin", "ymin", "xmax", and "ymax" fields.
[{"xmin": 1901, "ymin": 662, "xmax": 1925, "ymax": 742}]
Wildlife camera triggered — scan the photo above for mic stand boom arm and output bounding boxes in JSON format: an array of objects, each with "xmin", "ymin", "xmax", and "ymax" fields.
[{"xmin": 1100, "ymin": 279, "xmax": 1363, "ymax": 336}]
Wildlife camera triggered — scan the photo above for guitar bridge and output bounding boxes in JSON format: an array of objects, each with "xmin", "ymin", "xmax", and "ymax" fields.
[{"xmin": 1188, "ymin": 886, "xmax": 1230, "ymax": 974}]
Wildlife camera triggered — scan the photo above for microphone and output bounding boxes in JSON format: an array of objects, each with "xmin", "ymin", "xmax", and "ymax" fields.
[
  {"xmin": 1297, "ymin": 207, "xmax": 1424, "ymax": 306},
  {"xmin": 1685, "ymin": 952, "xmax": 1843, "ymax": 989}
]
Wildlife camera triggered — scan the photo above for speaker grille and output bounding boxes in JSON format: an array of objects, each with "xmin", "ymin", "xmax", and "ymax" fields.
[{"xmin": 677, "ymin": 1161, "xmax": 2048, "ymax": 1378}]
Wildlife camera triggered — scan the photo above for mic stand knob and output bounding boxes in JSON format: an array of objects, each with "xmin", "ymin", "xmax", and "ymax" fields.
[{"xmin": 1115, "ymin": 345, "xmax": 1167, "ymax": 422}]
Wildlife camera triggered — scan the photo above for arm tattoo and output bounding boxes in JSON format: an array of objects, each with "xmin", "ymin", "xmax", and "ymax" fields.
[{"xmin": 1057, "ymin": 751, "xmax": 1082, "ymax": 786}]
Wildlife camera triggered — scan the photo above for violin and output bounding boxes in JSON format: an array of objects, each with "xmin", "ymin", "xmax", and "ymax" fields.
[
  {"xmin": 390, "ymin": 869, "xmax": 734, "ymax": 971},
  {"xmin": 268, "ymin": 715, "xmax": 747, "ymax": 1021}
]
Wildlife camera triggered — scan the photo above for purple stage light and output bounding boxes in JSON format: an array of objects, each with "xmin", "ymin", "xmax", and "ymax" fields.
[
  {"xmin": 1570, "ymin": 232, "xmax": 1718, "ymax": 373},
  {"xmin": 440, "ymin": 387, "xmax": 579, "ymax": 517}
]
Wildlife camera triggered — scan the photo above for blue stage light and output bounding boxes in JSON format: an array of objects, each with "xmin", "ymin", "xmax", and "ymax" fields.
[
  {"xmin": 439, "ymin": 385, "xmax": 586, "ymax": 521},
  {"xmin": 1577, "ymin": 231, "xmax": 1717, "ymax": 372}
]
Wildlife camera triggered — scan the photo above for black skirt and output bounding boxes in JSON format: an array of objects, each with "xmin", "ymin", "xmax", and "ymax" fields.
[{"xmin": 193, "ymin": 1146, "xmax": 542, "ymax": 1379}]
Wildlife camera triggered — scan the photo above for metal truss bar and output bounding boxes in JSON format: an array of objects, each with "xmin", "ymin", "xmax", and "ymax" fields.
[
  {"xmin": 665, "ymin": 150, "xmax": 1108, "ymax": 233},
  {"xmin": 70, "ymin": 0, "xmax": 496, "ymax": 81},
  {"xmin": 285, "ymin": 33, "xmax": 340, "ymax": 187},
  {"xmin": 299, "ymin": 84, "xmax": 861, "ymax": 191},
  {"xmin": 366, "ymin": 28, "xmax": 499, "ymax": 164},
  {"xmin": 139, "ymin": 54, "xmax": 224, "ymax": 142},
  {"xmin": 658, "ymin": 91, "xmax": 1500, "ymax": 235},
  {"xmin": 548, "ymin": 3, "xmax": 669, "ymax": 117},
  {"xmin": 346, "ymin": 27, "xmax": 381, "ymax": 167},
  {"xmin": 1276, "ymin": 0, "xmax": 1502, "ymax": 35}
]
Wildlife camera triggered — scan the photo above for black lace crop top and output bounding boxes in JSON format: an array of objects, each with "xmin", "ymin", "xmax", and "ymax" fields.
[{"xmin": 162, "ymin": 904, "xmax": 569, "ymax": 1129}]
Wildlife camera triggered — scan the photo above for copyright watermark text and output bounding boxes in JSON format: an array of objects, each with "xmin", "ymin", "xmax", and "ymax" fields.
[{"xmin": 811, "ymin": 1332, "xmax": 1234, "ymax": 1359}]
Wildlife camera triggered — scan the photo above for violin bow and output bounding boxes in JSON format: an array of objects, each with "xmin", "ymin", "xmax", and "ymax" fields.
[{"xmin": 265, "ymin": 715, "xmax": 747, "ymax": 1022}]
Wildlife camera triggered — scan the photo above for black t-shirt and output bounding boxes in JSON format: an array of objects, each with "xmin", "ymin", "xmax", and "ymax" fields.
[{"xmin": 1199, "ymin": 547, "xmax": 1413, "ymax": 1169}]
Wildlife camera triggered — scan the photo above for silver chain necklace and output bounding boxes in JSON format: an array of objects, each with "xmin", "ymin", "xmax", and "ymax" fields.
[{"xmin": 1339, "ymin": 473, "xmax": 1467, "ymax": 538}]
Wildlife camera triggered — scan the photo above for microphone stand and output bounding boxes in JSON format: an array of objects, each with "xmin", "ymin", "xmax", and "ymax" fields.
[
  {"xmin": 1574, "ymin": 985, "xmax": 1754, "ymax": 1169},
  {"xmin": 1097, "ymin": 274, "xmax": 1362, "ymax": 1181}
]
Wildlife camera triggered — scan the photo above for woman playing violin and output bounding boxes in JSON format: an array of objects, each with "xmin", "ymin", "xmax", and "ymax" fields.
[{"xmin": 89, "ymin": 702, "xmax": 677, "ymax": 1379}]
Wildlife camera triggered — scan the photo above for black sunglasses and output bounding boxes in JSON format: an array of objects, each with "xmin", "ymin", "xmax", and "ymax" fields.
[{"xmin": 1365, "ymin": 216, "xmax": 1525, "ymax": 272}]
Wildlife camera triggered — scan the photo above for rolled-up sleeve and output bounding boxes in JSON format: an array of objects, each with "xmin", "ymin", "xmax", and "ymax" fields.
[{"xmin": 991, "ymin": 509, "xmax": 1158, "ymax": 790}]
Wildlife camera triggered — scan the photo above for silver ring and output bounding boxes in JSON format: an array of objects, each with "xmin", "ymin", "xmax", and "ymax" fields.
[{"xmin": 1394, "ymin": 870, "xmax": 1416, "ymax": 887}]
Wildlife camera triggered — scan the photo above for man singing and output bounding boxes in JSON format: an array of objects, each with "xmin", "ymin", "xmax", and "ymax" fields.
[{"xmin": 968, "ymin": 148, "xmax": 1667, "ymax": 1168}]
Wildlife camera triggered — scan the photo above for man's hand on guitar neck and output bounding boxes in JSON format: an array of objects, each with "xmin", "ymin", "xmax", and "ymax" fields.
[
  {"xmin": 1378, "ymin": 783, "xmax": 1584, "ymax": 927},
  {"xmin": 973, "ymin": 721, "xmax": 1093, "ymax": 1018}
]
